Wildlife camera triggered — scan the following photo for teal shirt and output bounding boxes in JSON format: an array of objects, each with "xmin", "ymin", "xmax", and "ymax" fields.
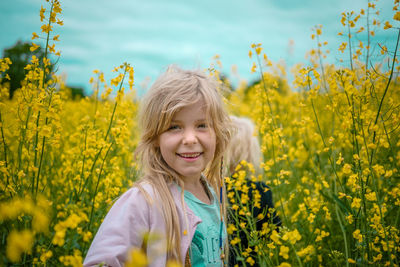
[{"xmin": 182, "ymin": 183, "xmax": 226, "ymax": 267}]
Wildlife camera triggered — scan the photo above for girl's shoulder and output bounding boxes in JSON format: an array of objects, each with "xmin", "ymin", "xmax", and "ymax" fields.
[
  {"xmin": 118, "ymin": 181, "xmax": 178, "ymax": 206},
  {"xmin": 117, "ymin": 182, "xmax": 158, "ymax": 204}
]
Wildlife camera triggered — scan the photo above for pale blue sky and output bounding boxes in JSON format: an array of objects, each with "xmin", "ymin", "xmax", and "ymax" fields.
[{"xmin": 0, "ymin": 0, "xmax": 395, "ymax": 95}]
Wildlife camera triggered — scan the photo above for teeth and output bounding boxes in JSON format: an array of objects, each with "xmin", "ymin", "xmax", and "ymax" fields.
[{"xmin": 179, "ymin": 153, "xmax": 201, "ymax": 158}]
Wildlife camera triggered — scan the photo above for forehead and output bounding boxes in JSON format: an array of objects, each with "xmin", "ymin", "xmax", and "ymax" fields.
[{"xmin": 172, "ymin": 99, "xmax": 208, "ymax": 120}]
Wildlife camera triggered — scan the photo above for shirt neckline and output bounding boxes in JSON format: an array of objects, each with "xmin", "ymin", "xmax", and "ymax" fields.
[{"xmin": 176, "ymin": 176, "xmax": 215, "ymax": 206}]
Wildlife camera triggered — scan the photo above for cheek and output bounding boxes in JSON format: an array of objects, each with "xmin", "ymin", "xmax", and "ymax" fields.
[{"xmin": 158, "ymin": 134, "xmax": 177, "ymax": 155}]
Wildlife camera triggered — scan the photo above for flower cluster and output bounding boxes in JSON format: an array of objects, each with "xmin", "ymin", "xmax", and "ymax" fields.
[{"xmin": 1, "ymin": 0, "xmax": 399, "ymax": 266}]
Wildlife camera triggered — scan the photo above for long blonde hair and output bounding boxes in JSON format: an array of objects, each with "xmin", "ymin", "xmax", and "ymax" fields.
[
  {"xmin": 226, "ymin": 116, "xmax": 262, "ymax": 176},
  {"xmin": 135, "ymin": 65, "xmax": 231, "ymax": 261}
]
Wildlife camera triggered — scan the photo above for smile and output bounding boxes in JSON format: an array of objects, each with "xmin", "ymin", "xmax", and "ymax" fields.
[{"xmin": 176, "ymin": 152, "xmax": 202, "ymax": 159}]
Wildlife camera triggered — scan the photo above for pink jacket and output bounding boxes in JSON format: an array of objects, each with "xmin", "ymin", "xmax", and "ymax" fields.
[{"xmin": 83, "ymin": 183, "xmax": 201, "ymax": 267}]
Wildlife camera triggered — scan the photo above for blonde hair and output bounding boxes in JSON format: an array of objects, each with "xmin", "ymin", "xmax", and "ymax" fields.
[
  {"xmin": 226, "ymin": 116, "xmax": 262, "ymax": 175},
  {"xmin": 135, "ymin": 65, "xmax": 231, "ymax": 261}
]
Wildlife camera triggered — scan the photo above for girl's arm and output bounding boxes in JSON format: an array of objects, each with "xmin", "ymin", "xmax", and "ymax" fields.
[{"xmin": 83, "ymin": 187, "xmax": 151, "ymax": 267}]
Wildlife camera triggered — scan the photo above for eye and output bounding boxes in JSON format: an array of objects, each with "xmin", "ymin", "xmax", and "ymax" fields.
[
  {"xmin": 198, "ymin": 123, "xmax": 207, "ymax": 129},
  {"xmin": 168, "ymin": 125, "xmax": 180, "ymax": 131}
]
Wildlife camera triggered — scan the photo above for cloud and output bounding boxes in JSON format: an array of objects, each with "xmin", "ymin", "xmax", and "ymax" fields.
[{"xmin": 0, "ymin": 0, "xmax": 395, "ymax": 93}]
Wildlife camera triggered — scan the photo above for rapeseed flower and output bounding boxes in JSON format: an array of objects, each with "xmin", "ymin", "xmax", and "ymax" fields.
[
  {"xmin": 1, "ymin": 0, "xmax": 400, "ymax": 265},
  {"xmin": 279, "ymin": 245, "xmax": 289, "ymax": 259},
  {"xmin": 6, "ymin": 230, "xmax": 34, "ymax": 262},
  {"xmin": 125, "ymin": 248, "xmax": 148, "ymax": 267},
  {"xmin": 353, "ymin": 229, "xmax": 363, "ymax": 243}
]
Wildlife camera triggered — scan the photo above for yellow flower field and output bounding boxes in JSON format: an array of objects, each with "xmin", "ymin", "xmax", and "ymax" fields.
[{"xmin": 0, "ymin": 0, "xmax": 399, "ymax": 266}]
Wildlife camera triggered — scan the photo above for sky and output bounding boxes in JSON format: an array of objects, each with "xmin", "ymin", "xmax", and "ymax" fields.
[{"xmin": 0, "ymin": 0, "xmax": 396, "ymax": 96}]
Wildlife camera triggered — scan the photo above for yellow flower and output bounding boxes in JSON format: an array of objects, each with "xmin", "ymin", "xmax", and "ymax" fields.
[
  {"xmin": 246, "ymin": 257, "xmax": 255, "ymax": 266},
  {"xmin": 315, "ymin": 229, "xmax": 329, "ymax": 242},
  {"xmin": 307, "ymin": 213, "xmax": 315, "ymax": 223},
  {"xmin": 278, "ymin": 263, "xmax": 292, "ymax": 267},
  {"xmin": 31, "ymin": 55, "xmax": 39, "ymax": 65},
  {"xmin": 41, "ymin": 24, "xmax": 53, "ymax": 34},
  {"xmin": 282, "ymin": 229, "xmax": 302, "ymax": 244},
  {"xmin": 59, "ymin": 250, "xmax": 83, "ymax": 266},
  {"xmin": 342, "ymin": 163, "xmax": 352, "ymax": 175},
  {"xmin": 270, "ymin": 230, "xmax": 281, "ymax": 245},
  {"xmin": 167, "ymin": 260, "xmax": 182, "ymax": 267},
  {"xmin": 6, "ymin": 230, "xmax": 34, "ymax": 263},
  {"xmin": 40, "ymin": 6, "xmax": 46, "ymax": 21},
  {"xmin": 383, "ymin": 21, "xmax": 392, "ymax": 30},
  {"xmin": 336, "ymin": 152, "xmax": 344, "ymax": 164},
  {"xmin": 365, "ymin": 192, "xmax": 377, "ymax": 202},
  {"xmin": 394, "ymin": 11, "xmax": 400, "ymax": 21},
  {"xmin": 372, "ymin": 164, "xmax": 385, "ymax": 176},
  {"xmin": 367, "ymin": 142, "xmax": 377, "ymax": 149},
  {"xmin": 32, "ymin": 210, "xmax": 49, "ymax": 233},
  {"xmin": 297, "ymin": 245, "xmax": 315, "ymax": 257},
  {"xmin": 348, "ymin": 258, "xmax": 356, "ymax": 264},
  {"xmin": 52, "ymin": 227, "xmax": 66, "ymax": 246},
  {"xmin": 373, "ymin": 253, "xmax": 382, "ymax": 262},
  {"xmin": 351, "ymin": 198, "xmax": 361, "ymax": 209},
  {"xmin": 125, "ymin": 248, "xmax": 148, "ymax": 267},
  {"xmin": 385, "ymin": 170, "xmax": 393, "ymax": 178},
  {"xmin": 53, "ymin": 2, "xmax": 62, "ymax": 13},
  {"xmin": 251, "ymin": 62, "xmax": 257, "ymax": 73},
  {"xmin": 30, "ymin": 42, "xmax": 40, "ymax": 52},
  {"xmin": 230, "ymin": 237, "xmax": 241, "ymax": 245},
  {"xmin": 267, "ymin": 242, "xmax": 275, "ymax": 249},
  {"xmin": 40, "ymin": 250, "xmax": 53, "ymax": 263},
  {"xmin": 83, "ymin": 231, "xmax": 93, "ymax": 242},
  {"xmin": 32, "ymin": 32, "xmax": 39, "ymax": 40},
  {"xmin": 353, "ymin": 229, "xmax": 363, "ymax": 242},
  {"xmin": 43, "ymin": 57, "xmax": 51, "ymax": 67},
  {"xmin": 279, "ymin": 245, "xmax": 289, "ymax": 260},
  {"xmin": 227, "ymin": 224, "xmax": 237, "ymax": 235},
  {"xmin": 346, "ymin": 214, "xmax": 354, "ymax": 224}
]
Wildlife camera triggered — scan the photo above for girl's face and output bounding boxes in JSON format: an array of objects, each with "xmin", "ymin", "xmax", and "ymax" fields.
[{"xmin": 158, "ymin": 99, "xmax": 216, "ymax": 183}]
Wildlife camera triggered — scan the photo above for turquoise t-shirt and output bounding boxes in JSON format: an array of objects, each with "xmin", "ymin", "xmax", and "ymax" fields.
[{"xmin": 182, "ymin": 183, "xmax": 226, "ymax": 267}]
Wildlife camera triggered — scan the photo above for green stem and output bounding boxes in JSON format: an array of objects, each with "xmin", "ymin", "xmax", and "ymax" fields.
[
  {"xmin": 343, "ymin": 89, "xmax": 370, "ymax": 262},
  {"xmin": 88, "ymin": 140, "xmax": 114, "ymax": 230},
  {"xmin": 18, "ymin": 106, "xmax": 32, "ymax": 184},
  {"xmin": 291, "ymin": 243, "xmax": 303, "ymax": 267},
  {"xmin": 369, "ymin": 28, "xmax": 400, "ymax": 164},
  {"xmin": 78, "ymin": 66, "xmax": 128, "ymax": 197},
  {"xmin": 316, "ymin": 34, "xmax": 328, "ymax": 94},
  {"xmin": 32, "ymin": 110, "xmax": 41, "ymax": 194},
  {"xmin": 308, "ymin": 73, "xmax": 349, "ymax": 265},
  {"xmin": 346, "ymin": 14, "xmax": 354, "ymax": 71},
  {"xmin": 365, "ymin": 1, "xmax": 371, "ymax": 72},
  {"xmin": 0, "ymin": 111, "xmax": 8, "ymax": 185},
  {"xmin": 75, "ymin": 127, "xmax": 88, "ymax": 201}
]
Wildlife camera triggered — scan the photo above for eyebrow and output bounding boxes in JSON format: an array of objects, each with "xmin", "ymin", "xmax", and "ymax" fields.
[{"xmin": 170, "ymin": 118, "xmax": 207, "ymax": 123}]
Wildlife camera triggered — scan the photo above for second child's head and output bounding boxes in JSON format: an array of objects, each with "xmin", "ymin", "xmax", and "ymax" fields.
[
  {"xmin": 226, "ymin": 115, "xmax": 262, "ymax": 176},
  {"xmin": 137, "ymin": 66, "xmax": 231, "ymax": 185}
]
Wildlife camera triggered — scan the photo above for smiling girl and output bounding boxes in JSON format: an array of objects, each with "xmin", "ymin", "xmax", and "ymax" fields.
[{"xmin": 83, "ymin": 66, "xmax": 231, "ymax": 267}]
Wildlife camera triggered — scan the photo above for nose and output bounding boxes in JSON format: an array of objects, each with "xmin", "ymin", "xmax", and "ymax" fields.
[{"xmin": 182, "ymin": 128, "xmax": 198, "ymax": 145}]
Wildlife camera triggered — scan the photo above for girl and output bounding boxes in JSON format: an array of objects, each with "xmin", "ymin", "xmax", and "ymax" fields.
[
  {"xmin": 225, "ymin": 116, "xmax": 281, "ymax": 266},
  {"xmin": 83, "ymin": 66, "xmax": 231, "ymax": 267}
]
